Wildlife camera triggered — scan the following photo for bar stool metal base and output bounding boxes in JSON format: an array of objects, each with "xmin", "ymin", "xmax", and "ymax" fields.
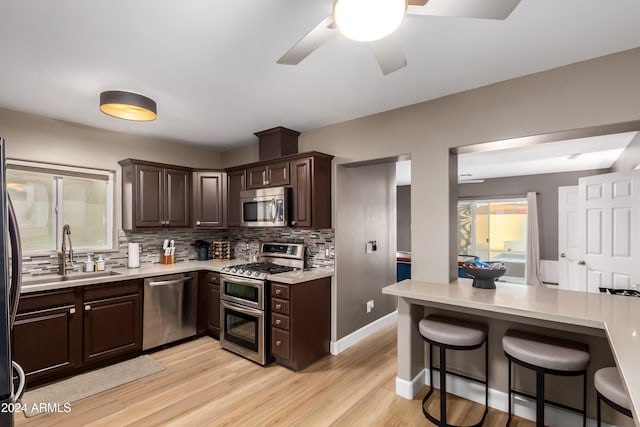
[
  {"xmin": 505, "ymin": 353, "xmax": 587, "ymax": 427},
  {"xmin": 596, "ymin": 392, "xmax": 632, "ymax": 427},
  {"xmin": 421, "ymin": 337, "xmax": 489, "ymax": 427}
]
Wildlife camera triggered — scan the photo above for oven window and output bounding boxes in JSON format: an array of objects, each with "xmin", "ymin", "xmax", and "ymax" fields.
[
  {"xmin": 243, "ymin": 200, "xmax": 276, "ymax": 222},
  {"xmin": 225, "ymin": 282, "xmax": 259, "ymax": 303},
  {"xmin": 224, "ymin": 307, "xmax": 259, "ymax": 352}
]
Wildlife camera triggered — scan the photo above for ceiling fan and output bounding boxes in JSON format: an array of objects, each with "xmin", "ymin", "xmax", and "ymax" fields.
[{"xmin": 277, "ymin": 0, "xmax": 522, "ymax": 75}]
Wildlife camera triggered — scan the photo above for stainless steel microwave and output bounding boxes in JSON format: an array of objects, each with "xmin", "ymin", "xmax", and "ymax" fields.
[{"xmin": 240, "ymin": 187, "xmax": 290, "ymax": 227}]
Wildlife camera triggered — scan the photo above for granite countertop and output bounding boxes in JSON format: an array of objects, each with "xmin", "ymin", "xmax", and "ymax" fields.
[
  {"xmin": 20, "ymin": 260, "xmax": 334, "ymax": 294},
  {"xmin": 382, "ymin": 278, "xmax": 640, "ymax": 424}
]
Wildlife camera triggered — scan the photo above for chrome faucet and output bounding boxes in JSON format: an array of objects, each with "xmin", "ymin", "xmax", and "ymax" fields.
[{"xmin": 59, "ymin": 224, "xmax": 73, "ymax": 275}]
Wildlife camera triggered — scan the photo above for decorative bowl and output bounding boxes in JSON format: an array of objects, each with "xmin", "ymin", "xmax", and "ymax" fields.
[{"xmin": 462, "ymin": 262, "xmax": 506, "ymax": 289}]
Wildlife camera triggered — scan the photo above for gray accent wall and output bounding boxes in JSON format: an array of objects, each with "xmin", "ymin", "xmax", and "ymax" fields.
[
  {"xmin": 336, "ymin": 162, "xmax": 397, "ymax": 340},
  {"xmin": 458, "ymin": 169, "xmax": 609, "ymax": 260},
  {"xmin": 396, "ymin": 185, "xmax": 411, "ymax": 252}
]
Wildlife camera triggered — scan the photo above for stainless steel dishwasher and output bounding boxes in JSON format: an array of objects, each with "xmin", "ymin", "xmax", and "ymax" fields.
[{"xmin": 143, "ymin": 273, "xmax": 197, "ymax": 350}]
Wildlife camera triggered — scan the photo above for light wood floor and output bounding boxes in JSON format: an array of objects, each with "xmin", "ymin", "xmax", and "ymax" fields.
[{"xmin": 16, "ymin": 324, "xmax": 535, "ymax": 426}]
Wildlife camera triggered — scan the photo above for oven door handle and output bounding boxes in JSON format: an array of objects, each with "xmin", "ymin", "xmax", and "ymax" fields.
[
  {"xmin": 222, "ymin": 300, "xmax": 263, "ymax": 316},
  {"xmin": 220, "ymin": 274, "xmax": 263, "ymax": 286}
]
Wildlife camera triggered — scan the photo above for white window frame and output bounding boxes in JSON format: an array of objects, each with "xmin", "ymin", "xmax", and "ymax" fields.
[{"xmin": 7, "ymin": 159, "xmax": 116, "ymax": 255}]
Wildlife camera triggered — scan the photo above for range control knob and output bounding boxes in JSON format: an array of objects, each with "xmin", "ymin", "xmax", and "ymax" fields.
[
  {"xmin": 230, "ymin": 268, "xmax": 237, "ymax": 273},
  {"xmin": 252, "ymin": 271, "xmax": 260, "ymax": 278}
]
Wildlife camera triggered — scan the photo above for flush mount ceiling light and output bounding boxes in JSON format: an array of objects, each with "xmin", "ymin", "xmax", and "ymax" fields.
[
  {"xmin": 333, "ymin": 0, "xmax": 407, "ymax": 42},
  {"xmin": 99, "ymin": 90, "xmax": 157, "ymax": 121}
]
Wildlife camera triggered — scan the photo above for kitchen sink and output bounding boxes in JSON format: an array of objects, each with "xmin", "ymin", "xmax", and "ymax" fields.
[{"xmin": 22, "ymin": 270, "xmax": 122, "ymax": 286}]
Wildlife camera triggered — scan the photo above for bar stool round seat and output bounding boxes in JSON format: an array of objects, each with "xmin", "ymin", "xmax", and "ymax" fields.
[
  {"xmin": 594, "ymin": 367, "xmax": 632, "ymax": 425},
  {"xmin": 419, "ymin": 315, "xmax": 488, "ymax": 427},
  {"xmin": 502, "ymin": 330, "xmax": 590, "ymax": 427}
]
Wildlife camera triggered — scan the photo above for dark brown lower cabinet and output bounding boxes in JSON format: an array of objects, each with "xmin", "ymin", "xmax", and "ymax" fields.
[
  {"xmin": 270, "ymin": 277, "xmax": 330, "ymax": 371},
  {"xmin": 12, "ymin": 279, "xmax": 142, "ymax": 387},
  {"xmin": 12, "ymin": 289, "xmax": 82, "ymax": 387},
  {"xmin": 197, "ymin": 272, "xmax": 221, "ymax": 339},
  {"xmin": 83, "ymin": 280, "xmax": 142, "ymax": 365}
]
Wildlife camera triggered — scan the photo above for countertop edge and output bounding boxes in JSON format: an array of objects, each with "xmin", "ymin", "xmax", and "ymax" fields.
[{"xmin": 20, "ymin": 261, "xmax": 335, "ymax": 293}]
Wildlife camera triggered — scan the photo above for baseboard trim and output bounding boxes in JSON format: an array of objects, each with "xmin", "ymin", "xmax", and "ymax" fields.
[
  {"xmin": 396, "ymin": 370, "xmax": 426, "ymax": 400},
  {"xmin": 330, "ymin": 311, "xmax": 397, "ymax": 355},
  {"xmin": 397, "ymin": 369, "xmax": 615, "ymax": 427}
]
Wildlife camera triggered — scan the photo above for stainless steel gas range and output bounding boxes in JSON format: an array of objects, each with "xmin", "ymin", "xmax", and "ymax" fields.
[{"xmin": 219, "ymin": 242, "xmax": 304, "ymax": 365}]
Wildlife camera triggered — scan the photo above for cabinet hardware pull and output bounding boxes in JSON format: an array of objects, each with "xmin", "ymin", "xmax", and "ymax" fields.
[
  {"xmin": 577, "ymin": 260, "xmax": 586, "ymax": 265},
  {"xmin": 85, "ymin": 305, "xmax": 91, "ymax": 311},
  {"xmin": 196, "ymin": 221, "xmax": 201, "ymax": 226},
  {"xmin": 275, "ymin": 289, "xmax": 281, "ymax": 295},
  {"xmin": 69, "ymin": 308, "xmax": 76, "ymax": 314},
  {"xmin": 275, "ymin": 340, "xmax": 282, "ymax": 346},
  {"xmin": 275, "ymin": 304, "xmax": 281, "ymax": 309},
  {"xmin": 275, "ymin": 319, "xmax": 281, "ymax": 325}
]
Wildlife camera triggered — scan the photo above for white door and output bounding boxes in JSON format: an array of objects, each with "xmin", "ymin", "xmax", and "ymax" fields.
[
  {"xmin": 578, "ymin": 171, "xmax": 640, "ymax": 293},
  {"xmin": 558, "ymin": 186, "xmax": 585, "ymax": 291}
]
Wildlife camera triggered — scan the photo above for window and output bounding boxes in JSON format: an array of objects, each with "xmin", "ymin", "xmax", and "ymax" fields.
[
  {"xmin": 458, "ymin": 198, "xmax": 527, "ymax": 283},
  {"xmin": 6, "ymin": 161, "xmax": 114, "ymax": 253}
]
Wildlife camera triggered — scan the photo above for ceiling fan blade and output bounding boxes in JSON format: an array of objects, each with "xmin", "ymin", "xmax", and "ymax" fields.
[
  {"xmin": 277, "ymin": 16, "xmax": 338, "ymax": 65},
  {"xmin": 369, "ymin": 32, "xmax": 407, "ymax": 75},
  {"xmin": 407, "ymin": 0, "xmax": 521, "ymax": 20}
]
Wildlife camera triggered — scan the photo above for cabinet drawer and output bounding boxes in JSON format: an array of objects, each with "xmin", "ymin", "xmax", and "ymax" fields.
[
  {"xmin": 271, "ymin": 298, "xmax": 290, "ymax": 315},
  {"xmin": 271, "ymin": 328, "xmax": 290, "ymax": 360},
  {"xmin": 271, "ymin": 284, "xmax": 289, "ymax": 300},
  {"xmin": 271, "ymin": 313, "xmax": 290, "ymax": 331}
]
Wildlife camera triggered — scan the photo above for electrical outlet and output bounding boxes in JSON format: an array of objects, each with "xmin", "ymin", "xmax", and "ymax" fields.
[{"xmin": 366, "ymin": 300, "xmax": 374, "ymax": 313}]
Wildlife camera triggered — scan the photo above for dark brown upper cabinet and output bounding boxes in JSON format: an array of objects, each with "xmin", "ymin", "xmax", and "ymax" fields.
[
  {"xmin": 226, "ymin": 169, "xmax": 246, "ymax": 227},
  {"xmin": 225, "ymin": 152, "xmax": 333, "ymax": 229},
  {"xmin": 246, "ymin": 161, "xmax": 290, "ymax": 190},
  {"xmin": 119, "ymin": 159, "xmax": 192, "ymax": 230},
  {"xmin": 193, "ymin": 171, "xmax": 226, "ymax": 228}
]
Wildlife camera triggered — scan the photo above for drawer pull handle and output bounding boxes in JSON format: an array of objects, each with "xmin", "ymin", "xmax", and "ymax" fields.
[
  {"xmin": 275, "ymin": 319, "xmax": 281, "ymax": 325},
  {"xmin": 69, "ymin": 308, "xmax": 76, "ymax": 314},
  {"xmin": 275, "ymin": 304, "xmax": 282, "ymax": 309},
  {"xmin": 275, "ymin": 340, "xmax": 282, "ymax": 346},
  {"xmin": 275, "ymin": 289, "xmax": 281, "ymax": 295},
  {"xmin": 85, "ymin": 305, "xmax": 91, "ymax": 311}
]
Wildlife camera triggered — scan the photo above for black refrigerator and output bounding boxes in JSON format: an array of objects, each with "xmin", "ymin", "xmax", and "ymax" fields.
[{"xmin": 0, "ymin": 137, "xmax": 25, "ymax": 426}]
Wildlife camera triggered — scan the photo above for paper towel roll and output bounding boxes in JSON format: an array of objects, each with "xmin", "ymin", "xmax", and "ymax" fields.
[{"xmin": 128, "ymin": 243, "xmax": 140, "ymax": 268}]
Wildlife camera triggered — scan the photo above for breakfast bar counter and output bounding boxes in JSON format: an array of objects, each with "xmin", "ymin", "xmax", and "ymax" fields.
[{"xmin": 382, "ymin": 279, "xmax": 640, "ymax": 425}]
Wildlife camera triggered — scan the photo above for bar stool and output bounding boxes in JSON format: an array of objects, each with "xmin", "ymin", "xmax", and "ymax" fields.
[
  {"xmin": 502, "ymin": 330, "xmax": 590, "ymax": 427},
  {"xmin": 594, "ymin": 367, "xmax": 633, "ymax": 426},
  {"xmin": 418, "ymin": 315, "xmax": 489, "ymax": 427}
]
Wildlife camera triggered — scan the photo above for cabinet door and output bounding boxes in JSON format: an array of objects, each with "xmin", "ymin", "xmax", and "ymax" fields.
[
  {"xmin": 193, "ymin": 171, "xmax": 225, "ymax": 227},
  {"xmin": 12, "ymin": 290, "xmax": 82, "ymax": 386},
  {"xmin": 227, "ymin": 169, "xmax": 246, "ymax": 226},
  {"xmin": 165, "ymin": 168, "xmax": 191, "ymax": 227},
  {"xmin": 267, "ymin": 161, "xmax": 290, "ymax": 186},
  {"xmin": 246, "ymin": 165, "xmax": 267, "ymax": 190},
  {"xmin": 289, "ymin": 158, "xmax": 312, "ymax": 227},
  {"xmin": 134, "ymin": 163, "xmax": 164, "ymax": 228},
  {"xmin": 83, "ymin": 293, "xmax": 142, "ymax": 365}
]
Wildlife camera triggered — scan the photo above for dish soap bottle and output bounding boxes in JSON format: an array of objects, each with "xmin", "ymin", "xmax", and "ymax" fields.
[
  {"xmin": 84, "ymin": 255, "xmax": 95, "ymax": 272},
  {"xmin": 96, "ymin": 255, "xmax": 105, "ymax": 272}
]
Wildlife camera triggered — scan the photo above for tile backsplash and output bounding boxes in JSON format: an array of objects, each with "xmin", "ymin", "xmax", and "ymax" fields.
[{"xmin": 21, "ymin": 227, "xmax": 335, "ymax": 277}]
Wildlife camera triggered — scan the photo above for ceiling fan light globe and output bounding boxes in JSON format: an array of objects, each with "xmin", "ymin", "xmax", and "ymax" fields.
[{"xmin": 334, "ymin": 0, "xmax": 407, "ymax": 42}]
